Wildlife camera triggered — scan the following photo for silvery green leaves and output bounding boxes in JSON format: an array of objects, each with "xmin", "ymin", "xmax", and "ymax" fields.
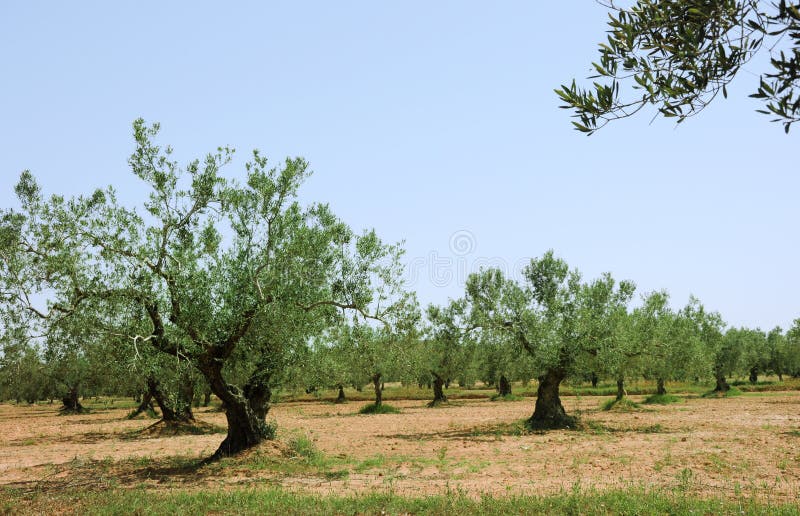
[
  {"xmin": 560, "ymin": 1, "xmax": 800, "ymax": 133},
  {"xmin": 463, "ymin": 251, "xmax": 635, "ymax": 378}
]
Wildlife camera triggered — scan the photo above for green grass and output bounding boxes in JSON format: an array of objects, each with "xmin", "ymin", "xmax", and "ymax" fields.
[
  {"xmin": 3, "ymin": 486, "xmax": 798, "ymax": 515},
  {"xmin": 358, "ymin": 403, "xmax": 401, "ymax": 414},
  {"xmin": 702, "ymin": 387, "xmax": 744, "ymax": 398},
  {"xmin": 600, "ymin": 397, "xmax": 642, "ymax": 411},
  {"xmin": 643, "ymin": 393, "xmax": 682, "ymax": 405},
  {"xmin": 285, "ymin": 434, "xmax": 321, "ymax": 461}
]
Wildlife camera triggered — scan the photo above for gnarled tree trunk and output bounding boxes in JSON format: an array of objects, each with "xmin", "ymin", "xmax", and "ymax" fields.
[
  {"xmin": 243, "ymin": 372, "xmax": 271, "ymax": 421},
  {"xmin": 199, "ymin": 357, "xmax": 271, "ymax": 459},
  {"xmin": 372, "ymin": 373, "xmax": 383, "ymax": 406},
  {"xmin": 714, "ymin": 374, "xmax": 730, "ymax": 393},
  {"xmin": 590, "ymin": 372, "xmax": 599, "ymax": 388},
  {"xmin": 128, "ymin": 387, "xmax": 156, "ymax": 419},
  {"xmin": 148, "ymin": 377, "xmax": 194, "ymax": 423},
  {"xmin": 616, "ymin": 377, "xmax": 626, "ymax": 401},
  {"xmin": 749, "ymin": 367, "xmax": 758, "ymax": 384},
  {"xmin": 335, "ymin": 384, "xmax": 346, "ymax": 404},
  {"xmin": 527, "ymin": 368, "xmax": 575, "ymax": 430},
  {"xmin": 428, "ymin": 372, "xmax": 447, "ymax": 407},
  {"xmin": 656, "ymin": 377, "xmax": 666, "ymax": 396},
  {"xmin": 60, "ymin": 384, "xmax": 85, "ymax": 414},
  {"xmin": 498, "ymin": 374, "xmax": 512, "ymax": 397}
]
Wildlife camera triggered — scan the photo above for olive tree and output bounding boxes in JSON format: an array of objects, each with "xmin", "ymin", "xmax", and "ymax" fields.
[
  {"xmin": 465, "ymin": 251, "xmax": 635, "ymax": 429},
  {"xmin": 632, "ymin": 292, "xmax": 710, "ymax": 396},
  {"xmin": 680, "ymin": 298, "xmax": 730, "ymax": 392},
  {"xmin": 425, "ymin": 300, "xmax": 478, "ymax": 406},
  {"xmin": 334, "ymin": 298, "xmax": 420, "ymax": 409},
  {"xmin": 733, "ymin": 327, "xmax": 770, "ymax": 383},
  {"xmin": 0, "ymin": 120, "xmax": 404, "ymax": 458}
]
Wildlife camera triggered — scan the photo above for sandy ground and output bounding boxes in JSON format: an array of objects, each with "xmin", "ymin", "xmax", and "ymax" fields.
[{"xmin": 1, "ymin": 393, "xmax": 799, "ymax": 500}]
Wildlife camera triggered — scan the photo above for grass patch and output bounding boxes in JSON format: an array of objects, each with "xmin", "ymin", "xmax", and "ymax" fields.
[
  {"xmin": 600, "ymin": 397, "xmax": 642, "ymax": 411},
  {"xmin": 638, "ymin": 424, "xmax": 666, "ymax": 434},
  {"xmin": 643, "ymin": 394, "xmax": 682, "ymax": 405},
  {"xmin": 4, "ymin": 485, "xmax": 799, "ymax": 515},
  {"xmin": 285, "ymin": 434, "xmax": 321, "ymax": 461},
  {"xmin": 358, "ymin": 403, "xmax": 401, "ymax": 415},
  {"xmin": 702, "ymin": 387, "xmax": 743, "ymax": 398}
]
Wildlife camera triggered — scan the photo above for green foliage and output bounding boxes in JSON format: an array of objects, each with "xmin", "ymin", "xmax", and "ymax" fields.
[
  {"xmin": 783, "ymin": 319, "xmax": 800, "ymax": 376},
  {"xmin": 600, "ymin": 397, "xmax": 642, "ymax": 411},
  {"xmin": 702, "ymin": 386, "xmax": 744, "ymax": 397},
  {"xmin": 729, "ymin": 326, "xmax": 769, "ymax": 381},
  {"xmin": 643, "ymin": 393, "xmax": 682, "ymax": 404},
  {"xmin": 627, "ymin": 292, "xmax": 712, "ymax": 393},
  {"xmin": 465, "ymin": 251, "xmax": 635, "ymax": 381},
  {"xmin": 559, "ymin": 0, "xmax": 800, "ymax": 133},
  {"xmin": 285, "ymin": 434, "xmax": 320, "ymax": 461},
  {"xmin": 358, "ymin": 403, "xmax": 401, "ymax": 414}
]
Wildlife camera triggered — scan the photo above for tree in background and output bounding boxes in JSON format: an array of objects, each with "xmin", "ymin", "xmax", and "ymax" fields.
[
  {"xmin": 425, "ymin": 300, "xmax": 477, "ymax": 406},
  {"xmin": 785, "ymin": 319, "xmax": 800, "ymax": 376},
  {"xmin": 633, "ymin": 292, "xmax": 710, "ymax": 396},
  {"xmin": 732, "ymin": 327, "xmax": 770, "ymax": 383},
  {"xmin": 558, "ymin": 1, "xmax": 800, "ymax": 133},
  {"xmin": 466, "ymin": 251, "xmax": 635, "ymax": 429},
  {"xmin": 304, "ymin": 335, "xmax": 356, "ymax": 403},
  {"xmin": 682, "ymin": 298, "xmax": 730, "ymax": 392},
  {"xmin": 596, "ymin": 300, "xmax": 640, "ymax": 402},
  {"xmin": 0, "ymin": 339, "xmax": 49, "ymax": 404}
]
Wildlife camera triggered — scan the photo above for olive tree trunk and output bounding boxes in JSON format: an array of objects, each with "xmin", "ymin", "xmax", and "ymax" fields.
[
  {"xmin": 128, "ymin": 387, "xmax": 156, "ymax": 419},
  {"xmin": 749, "ymin": 367, "xmax": 758, "ymax": 384},
  {"xmin": 527, "ymin": 368, "xmax": 575, "ymax": 430},
  {"xmin": 335, "ymin": 384, "xmax": 346, "ymax": 403},
  {"xmin": 60, "ymin": 384, "xmax": 85, "ymax": 414},
  {"xmin": 616, "ymin": 377, "xmax": 626, "ymax": 401},
  {"xmin": 428, "ymin": 372, "xmax": 448, "ymax": 407},
  {"xmin": 148, "ymin": 377, "xmax": 194, "ymax": 423},
  {"xmin": 372, "ymin": 374, "xmax": 383, "ymax": 406},
  {"xmin": 656, "ymin": 377, "xmax": 667, "ymax": 396},
  {"xmin": 714, "ymin": 374, "xmax": 730, "ymax": 393},
  {"xmin": 498, "ymin": 375, "xmax": 512, "ymax": 397},
  {"xmin": 199, "ymin": 357, "xmax": 272, "ymax": 459}
]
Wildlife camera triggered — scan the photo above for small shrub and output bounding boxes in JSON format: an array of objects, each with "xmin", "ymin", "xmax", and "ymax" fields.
[
  {"xmin": 263, "ymin": 419, "xmax": 278, "ymax": 440},
  {"xmin": 286, "ymin": 434, "xmax": 320, "ymax": 461},
  {"xmin": 358, "ymin": 403, "xmax": 401, "ymax": 414},
  {"xmin": 643, "ymin": 394, "xmax": 681, "ymax": 405}
]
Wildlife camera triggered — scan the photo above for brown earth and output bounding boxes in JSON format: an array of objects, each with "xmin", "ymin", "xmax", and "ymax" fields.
[{"xmin": 1, "ymin": 393, "xmax": 799, "ymax": 501}]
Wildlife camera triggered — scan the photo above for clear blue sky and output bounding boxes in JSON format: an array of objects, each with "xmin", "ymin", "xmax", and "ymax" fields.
[{"xmin": 1, "ymin": 2, "xmax": 797, "ymax": 330}]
